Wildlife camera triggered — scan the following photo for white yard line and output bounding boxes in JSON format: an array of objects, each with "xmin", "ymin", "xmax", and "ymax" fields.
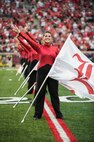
[{"xmin": 44, "ymin": 101, "xmax": 70, "ymax": 142}]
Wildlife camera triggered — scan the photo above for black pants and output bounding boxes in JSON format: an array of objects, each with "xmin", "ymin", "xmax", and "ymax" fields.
[
  {"xmin": 21, "ymin": 59, "xmax": 29, "ymax": 79},
  {"xmin": 34, "ymin": 65, "xmax": 62, "ymax": 118},
  {"xmin": 20, "ymin": 58, "xmax": 24, "ymax": 65},
  {"xmin": 27, "ymin": 60, "xmax": 38, "ymax": 94}
]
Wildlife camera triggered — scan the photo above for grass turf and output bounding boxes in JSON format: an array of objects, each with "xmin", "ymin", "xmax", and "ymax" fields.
[{"xmin": 0, "ymin": 68, "xmax": 94, "ymax": 142}]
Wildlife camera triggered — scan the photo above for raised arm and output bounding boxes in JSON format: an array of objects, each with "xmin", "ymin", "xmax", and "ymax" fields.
[
  {"xmin": 17, "ymin": 45, "xmax": 28, "ymax": 59},
  {"xmin": 18, "ymin": 36, "xmax": 31, "ymax": 52},
  {"xmin": 12, "ymin": 24, "xmax": 40, "ymax": 53},
  {"xmin": 18, "ymin": 36, "xmax": 38, "ymax": 54},
  {"xmin": 26, "ymin": 32, "xmax": 37, "ymax": 42},
  {"xmin": 19, "ymin": 31, "xmax": 40, "ymax": 53}
]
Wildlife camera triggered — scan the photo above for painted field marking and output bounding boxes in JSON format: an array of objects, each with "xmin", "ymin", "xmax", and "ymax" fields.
[
  {"xmin": 0, "ymin": 97, "xmax": 29, "ymax": 104},
  {"xmin": 44, "ymin": 98, "xmax": 78, "ymax": 142},
  {"xmin": 59, "ymin": 96, "xmax": 94, "ymax": 103}
]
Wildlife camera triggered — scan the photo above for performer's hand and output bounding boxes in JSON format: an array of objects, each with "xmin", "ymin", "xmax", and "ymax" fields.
[
  {"xmin": 14, "ymin": 37, "xmax": 20, "ymax": 47},
  {"xmin": 24, "ymin": 24, "xmax": 29, "ymax": 32},
  {"xmin": 12, "ymin": 25, "xmax": 20, "ymax": 33}
]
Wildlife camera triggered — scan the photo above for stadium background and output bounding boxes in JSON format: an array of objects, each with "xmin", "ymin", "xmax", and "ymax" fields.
[
  {"xmin": 0, "ymin": 0, "xmax": 94, "ymax": 67},
  {"xmin": 0, "ymin": 1, "xmax": 94, "ymax": 142}
]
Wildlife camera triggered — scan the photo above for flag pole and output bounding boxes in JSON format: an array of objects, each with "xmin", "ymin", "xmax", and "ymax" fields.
[
  {"xmin": 14, "ymin": 62, "xmax": 39, "ymax": 96},
  {"xmin": 13, "ymin": 82, "xmax": 36, "ymax": 108},
  {"xmin": 21, "ymin": 76, "xmax": 30, "ymax": 88},
  {"xmin": 14, "ymin": 77, "xmax": 28, "ymax": 95},
  {"xmin": 21, "ymin": 72, "xmax": 49, "ymax": 123},
  {"xmin": 16, "ymin": 62, "xmax": 25, "ymax": 76},
  {"xmin": 18, "ymin": 64, "xmax": 28, "ymax": 81}
]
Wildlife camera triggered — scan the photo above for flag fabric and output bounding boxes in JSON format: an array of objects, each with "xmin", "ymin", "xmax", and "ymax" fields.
[{"xmin": 49, "ymin": 34, "xmax": 94, "ymax": 100}]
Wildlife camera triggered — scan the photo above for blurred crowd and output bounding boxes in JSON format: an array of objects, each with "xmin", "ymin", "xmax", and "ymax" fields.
[{"xmin": 0, "ymin": 0, "xmax": 94, "ymax": 53}]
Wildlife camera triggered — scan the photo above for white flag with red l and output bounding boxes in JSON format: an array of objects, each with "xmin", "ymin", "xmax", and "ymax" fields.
[{"xmin": 49, "ymin": 34, "xmax": 94, "ymax": 100}]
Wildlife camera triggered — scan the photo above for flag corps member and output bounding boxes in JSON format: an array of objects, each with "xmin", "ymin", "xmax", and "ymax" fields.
[
  {"xmin": 18, "ymin": 34, "xmax": 39, "ymax": 94},
  {"xmin": 14, "ymin": 25, "xmax": 39, "ymax": 95},
  {"xmin": 18, "ymin": 30, "xmax": 63, "ymax": 120},
  {"xmin": 15, "ymin": 40, "xmax": 29, "ymax": 79}
]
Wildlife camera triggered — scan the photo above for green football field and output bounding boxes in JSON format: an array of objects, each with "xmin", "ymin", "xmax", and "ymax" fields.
[{"xmin": 0, "ymin": 68, "xmax": 94, "ymax": 142}]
